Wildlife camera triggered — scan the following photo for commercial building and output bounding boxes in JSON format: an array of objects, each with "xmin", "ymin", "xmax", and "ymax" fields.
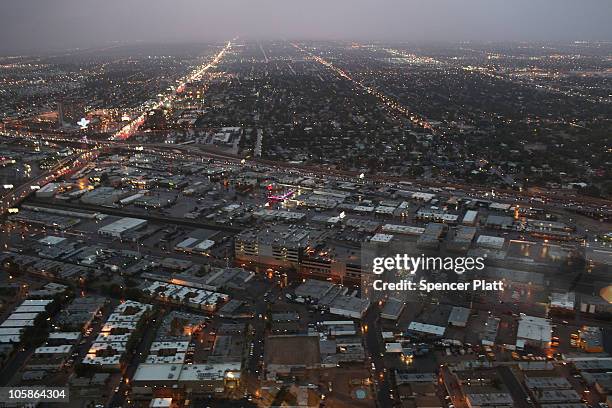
[
  {"xmin": 81, "ymin": 187, "xmax": 125, "ymax": 206},
  {"xmin": 476, "ymin": 235, "xmax": 505, "ymax": 250},
  {"xmin": 550, "ymin": 292, "xmax": 575, "ymax": 311},
  {"xmin": 407, "ymin": 322, "xmax": 446, "ymax": 338},
  {"xmin": 381, "ymin": 298, "xmax": 405, "ymax": 320},
  {"xmin": 98, "ymin": 217, "xmax": 147, "ymax": 238},
  {"xmin": 516, "ymin": 315, "xmax": 552, "ymax": 349},
  {"xmin": 415, "ymin": 209, "xmax": 459, "ymax": 224},
  {"xmin": 448, "ymin": 226, "xmax": 477, "ymax": 252},
  {"xmin": 294, "ymin": 279, "xmax": 370, "ymax": 319},
  {"xmin": 484, "ymin": 215, "xmax": 514, "ymax": 230},
  {"xmin": 235, "ymin": 225, "xmax": 323, "ymax": 269},
  {"xmin": 300, "ymin": 243, "xmax": 363, "ymax": 281},
  {"xmin": 132, "ymin": 362, "xmax": 241, "ymax": 395},
  {"xmin": 462, "ymin": 210, "xmax": 479, "ymax": 226},
  {"xmin": 535, "ymin": 390, "xmax": 581, "ymax": 404},
  {"xmin": 480, "ymin": 316, "xmax": 500, "ymax": 346},
  {"xmin": 417, "ymin": 223, "xmax": 447, "ymax": 249},
  {"xmin": 524, "ymin": 376, "xmax": 572, "ymax": 391},
  {"xmin": 465, "ymin": 392, "xmax": 513, "ymax": 408},
  {"xmin": 318, "ymin": 321, "xmax": 357, "ymax": 337},
  {"xmin": 448, "ymin": 306, "xmax": 471, "ymax": 327},
  {"xmin": 235, "ymin": 225, "xmax": 366, "ymax": 281},
  {"xmin": 382, "ymin": 224, "xmax": 425, "ymax": 236}
]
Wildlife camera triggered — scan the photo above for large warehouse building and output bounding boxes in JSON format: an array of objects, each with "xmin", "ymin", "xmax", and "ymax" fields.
[{"xmin": 98, "ymin": 217, "xmax": 147, "ymax": 238}]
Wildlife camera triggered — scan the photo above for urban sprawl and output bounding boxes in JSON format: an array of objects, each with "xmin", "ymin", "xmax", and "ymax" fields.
[{"xmin": 0, "ymin": 40, "xmax": 610, "ymax": 408}]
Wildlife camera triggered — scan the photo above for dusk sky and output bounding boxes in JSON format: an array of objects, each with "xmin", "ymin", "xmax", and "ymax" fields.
[{"xmin": 2, "ymin": 0, "xmax": 612, "ymax": 53}]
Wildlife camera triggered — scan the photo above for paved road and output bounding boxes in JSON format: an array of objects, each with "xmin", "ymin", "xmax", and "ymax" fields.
[
  {"xmin": 498, "ymin": 365, "xmax": 532, "ymax": 408},
  {"xmin": 362, "ymin": 306, "xmax": 393, "ymax": 407},
  {"xmin": 111, "ymin": 41, "xmax": 232, "ymax": 142},
  {"xmin": 243, "ymin": 276, "xmax": 283, "ymax": 393},
  {"xmin": 440, "ymin": 365, "xmax": 468, "ymax": 408}
]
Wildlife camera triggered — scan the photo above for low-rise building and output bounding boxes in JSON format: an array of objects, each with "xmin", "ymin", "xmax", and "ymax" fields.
[{"xmin": 98, "ymin": 217, "xmax": 147, "ymax": 238}]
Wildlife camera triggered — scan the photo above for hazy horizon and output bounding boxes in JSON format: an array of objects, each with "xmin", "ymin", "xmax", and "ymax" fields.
[{"xmin": 2, "ymin": 0, "xmax": 612, "ymax": 54}]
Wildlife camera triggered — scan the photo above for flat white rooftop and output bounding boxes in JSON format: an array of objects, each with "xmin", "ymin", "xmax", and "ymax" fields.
[{"xmin": 408, "ymin": 321, "xmax": 445, "ymax": 336}]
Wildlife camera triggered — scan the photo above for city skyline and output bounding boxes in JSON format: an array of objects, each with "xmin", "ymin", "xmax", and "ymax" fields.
[{"xmin": 2, "ymin": 0, "xmax": 612, "ymax": 53}]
